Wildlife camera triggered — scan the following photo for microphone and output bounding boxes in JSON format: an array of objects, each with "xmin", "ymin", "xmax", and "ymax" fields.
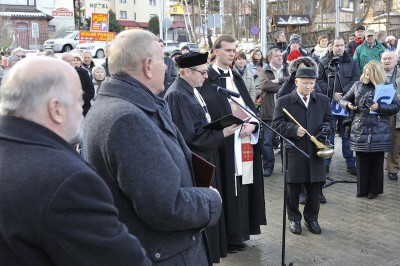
[{"xmin": 211, "ymin": 84, "xmax": 240, "ymax": 98}]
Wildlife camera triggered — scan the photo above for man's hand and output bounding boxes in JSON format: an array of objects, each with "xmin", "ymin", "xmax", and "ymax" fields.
[
  {"xmin": 239, "ymin": 123, "xmax": 256, "ymax": 138},
  {"xmin": 333, "ymin": 92, "xmax": 343, "ymax": 102},
  {"xmin": 368, "ymin": 102, "xmax": 379, "ymax": 111},
  {"xmin": 347, "ymin": 103, "xmax": 357, "ymax": 110},
  {"xmin": 222, "ymin": 124, "xmax": 241, "ymax": 138},
  {"xmin": 297, "ymin": 126, "xmax": 307, "ymax": 137},
  {"xmin": 209, "ymin": 186, "xmax": 222, "ymax": 203}
]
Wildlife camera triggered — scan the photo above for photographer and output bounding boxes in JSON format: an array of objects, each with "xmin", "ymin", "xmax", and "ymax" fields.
[{"xmin": 317, "ymin": 37, "xmax": 361, "ymax": 175}]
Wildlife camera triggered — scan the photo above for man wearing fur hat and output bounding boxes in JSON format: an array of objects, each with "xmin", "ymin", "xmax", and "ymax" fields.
[{"xmin": 273, "ymin": 67, "xmax": 333, "ymax": 235}]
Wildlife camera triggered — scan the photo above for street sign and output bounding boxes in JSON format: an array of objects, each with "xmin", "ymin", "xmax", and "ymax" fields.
[
  {"xmin": 250, "ymin": 25, "xmax": 260, "ymax": 35},
  {"xmin": 79, "ymin": 31, "xmax": 116, "ymax": 42},
  {"xmin": 91, "ymin": 13, "xmax": 109, "ymax": 32}
]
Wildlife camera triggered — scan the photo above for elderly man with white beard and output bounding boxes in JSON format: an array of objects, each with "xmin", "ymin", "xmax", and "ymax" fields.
[{"xmin": 381, "ymin": 51, "xmax": 400, "ymax": 180}]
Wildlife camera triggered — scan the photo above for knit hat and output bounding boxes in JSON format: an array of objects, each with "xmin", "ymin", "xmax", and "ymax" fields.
[
  {"xmin": 286, "ymin": 50, "xmax": 302, "ymax": 63},
  {"xmin": 355, "ymin": 25, "xmax": 365, "ymax": 31},
  {"xmin": 289, "ymin": 34, "xmax": 301, "ymax": 44},
  {"xmin": 386, "ymin": 35, "xmax": 396, "ymax": 42}
]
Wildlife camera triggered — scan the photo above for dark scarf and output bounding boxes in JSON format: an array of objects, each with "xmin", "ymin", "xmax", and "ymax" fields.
[
  {"xmin": 111, "ymin": 74, "xmax": 169, "ymax": 113},
  {"xmin": 236, "ymin": 65, "xmax": 246, "ymax": 76}
]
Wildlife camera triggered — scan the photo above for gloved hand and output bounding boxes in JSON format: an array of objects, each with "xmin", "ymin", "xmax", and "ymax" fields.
[
  {"xmin": 315, "ymin": 122, "xmax": 331, "ymax": 142},
  {"xmin": 288, "ymin": 71, "xmax": 296, "ymax": 83}
]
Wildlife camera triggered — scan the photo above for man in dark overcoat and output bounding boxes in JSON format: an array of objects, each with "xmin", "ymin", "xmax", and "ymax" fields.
[
  {"xmin": 0, "ymin": 57, "xmax": 150, "ymax": 265},
  {"xmin": 200, "ymin": 34, "xmax": 266, "ymax": 252},
  {"xmin": 164, "ymin": 51, "xmax": 239, "ymax": 263},
  {"xmin": 84, "ymin": 30, "xmax": 222, "ymax": 265},
  {"xmin": 273, "ymin": 67, "xmax": 333, "ymax": 235}
]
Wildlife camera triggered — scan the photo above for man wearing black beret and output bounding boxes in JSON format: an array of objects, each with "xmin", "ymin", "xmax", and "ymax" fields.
[
  {"xmin": 273, "ymin": 67, "xmax": 333, "ymax": 235},
  {"xmin": 164, "ymin": 52, "xmax": 239, "ymax": 263}
]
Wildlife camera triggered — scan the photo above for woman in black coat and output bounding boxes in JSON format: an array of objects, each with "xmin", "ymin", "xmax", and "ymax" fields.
[{"xmin": 339, "ymin": 60, "xmax": 400, "ymax": 199}]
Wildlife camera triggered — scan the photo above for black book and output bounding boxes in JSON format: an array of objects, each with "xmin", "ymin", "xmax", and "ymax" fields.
[
  {"xmin": 202, "ymin": 114, "xmax": 244, "ymax": 131},
  {"xmin": 191, "ymin": 152, "xmax": 215, "ymax": 187}
]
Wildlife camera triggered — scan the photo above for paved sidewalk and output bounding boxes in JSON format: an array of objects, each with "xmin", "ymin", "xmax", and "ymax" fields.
[{"xmin": 219, "ymin": 137, "xmax": 400, "ymax": 266}]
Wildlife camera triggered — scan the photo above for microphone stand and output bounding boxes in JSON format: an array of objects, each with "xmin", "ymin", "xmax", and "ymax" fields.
[
  {"xmin": 325, "ymin": 63, "xmax": 356, "ymax": 188},
  {"xmin": 221, "ymin": 92, "xmax": 309, "ymax": 266}
]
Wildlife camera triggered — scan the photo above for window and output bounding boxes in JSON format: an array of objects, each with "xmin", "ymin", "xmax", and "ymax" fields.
[
  {"xmin": 120, "ymin": 11, "xmax": 127, "ymax": 19},
  {"xmin": 120, "ymin": 0, "xmax": 126, "ymax": 2},
  {"xmin": 149, "ymin": 0, "xmax": 156, "ymax": 6},
  {"xmin": 173, "ymin": 7, "xmax": 177, "ymax": 12}
]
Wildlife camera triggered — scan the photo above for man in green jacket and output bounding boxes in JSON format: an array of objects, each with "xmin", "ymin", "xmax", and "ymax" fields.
[{"xmin": 353, "ymin": 28, "xmax": 385, "ymax": 73}]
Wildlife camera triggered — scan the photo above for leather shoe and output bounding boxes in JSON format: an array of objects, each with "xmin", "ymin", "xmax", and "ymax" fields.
[
  {"xmin": 227, "ymin": 244, "xmax": 246, "ymax": 253},
  {"xmin": 346, "ymin": 166, "xmax": 357, "ymax": 175},
  {"xmin": 289, "ymin": 221, "xmax": 302, "ymax": 234},
  {"xmin": 388, "ymin": 173, "xmax": 398, "ymax": 180},
  {"xmin": 305, "ymin": 221, "xmax": 321, "ymax": 234},
  {"xmin": 263, "ymin": 169, "xmax": 272, "ymax": 177},
  {"xmin": 319, "ymin": 194, "xmax": 327, "ymax": 204}
]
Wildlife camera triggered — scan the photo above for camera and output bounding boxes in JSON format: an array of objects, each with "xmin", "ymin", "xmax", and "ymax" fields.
[
  {"xmin": 365, "ymin": 95, "xmax": 374, "ymax": 107},
  {"xmin": 329, "ymin": 56, "xmax": 341, "ymax": 67}
]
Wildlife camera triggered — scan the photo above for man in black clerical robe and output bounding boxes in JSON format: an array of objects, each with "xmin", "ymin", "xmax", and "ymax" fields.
[
  {"xmin": 164, "ymin": 52, "xmax": 238, "ymax": 263},
  {"xmin": 199, "ymin": 35, "xmax": 266, "ymax": 253}
]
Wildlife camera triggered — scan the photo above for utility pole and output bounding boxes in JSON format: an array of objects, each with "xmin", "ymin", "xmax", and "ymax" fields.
[
  {"xmin": 335, "ymin": 0, "xmax": 340, "ymax": 37},
  {"xmin": 260, "ymin": 0, "xmax": 267, "ymax": 56}
]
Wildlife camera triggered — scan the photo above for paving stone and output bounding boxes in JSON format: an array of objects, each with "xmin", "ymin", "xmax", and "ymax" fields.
[{"xmin": 219, "ymin": 137, "xmax": 400, "ymax": 265}]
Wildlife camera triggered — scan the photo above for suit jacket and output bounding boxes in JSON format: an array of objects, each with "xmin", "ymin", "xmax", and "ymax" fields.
[
  {"xmin": 0, "ymin": 115, "xmax": 150, "ymax": 265},
  {"xmin": 273, "ymin": 90, "xmax": 334, "ymax": 183},
  {"xmin": 83, "ymin": 75, "xmax": 222, "ymax": 265}
]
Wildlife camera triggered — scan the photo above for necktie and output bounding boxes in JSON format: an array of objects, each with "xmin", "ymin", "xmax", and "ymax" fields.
[{"xmin": 303, "ymin": 96, "xmax": 308, "ymax": 103}]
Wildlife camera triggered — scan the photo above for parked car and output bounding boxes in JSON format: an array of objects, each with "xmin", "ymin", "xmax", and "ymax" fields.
[
  {"xmin": 179, "ymin": 42, "xmax": 200, "ymax": 52},
  {"xmin": 163, "ymin": 40, "xmax": 179, "ymax": 54},
  {"xmin": 75, "ymin": 41, "xmax": 107, "ymax": 58},
  {"xmin": 43, "ymin": 31, "xmax": 80, "ymax": 53}
]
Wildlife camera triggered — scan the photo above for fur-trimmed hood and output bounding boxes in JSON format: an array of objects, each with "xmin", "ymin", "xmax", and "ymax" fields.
[{"xmin": 287, "ymin": 56, "xmax": 319, "ymax": 75}]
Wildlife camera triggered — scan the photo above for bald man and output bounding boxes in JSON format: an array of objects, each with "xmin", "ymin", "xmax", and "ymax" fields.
[
  {"xmin": 0, "ymin": 57, "xmax": 150, "ymax": 265},
  {"xmin": 381, "ymin": 51, "xmax": 400, "ymax": 180}
]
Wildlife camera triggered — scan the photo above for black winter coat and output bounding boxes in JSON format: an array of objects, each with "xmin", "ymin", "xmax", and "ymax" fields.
[
  {"xmin": 317, "ymin": 51, "xmax": 361, "ymax": 98},
  {"xmin": 273, "ymin": 90, "xmax": 334, "ymax": 183},
  {"xmin": 339, "ymin": 81, "xmax": 400, "ymax": 152}
]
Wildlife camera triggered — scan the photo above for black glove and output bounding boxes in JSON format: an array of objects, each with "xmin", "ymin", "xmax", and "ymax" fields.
[
  {"xmin": 288, "ymin": 71, "xmax": 296, "ymax": 83},
  {"xmin": 315, "ymin": 122, "xmax": 331, "ymax": 142}
]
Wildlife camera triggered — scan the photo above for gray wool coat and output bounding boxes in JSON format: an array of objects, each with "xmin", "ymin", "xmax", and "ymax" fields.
[
  {"xmin": 273, "ymin": 90, "xmax": 334, "ymax": 183},
  {"xmin": 83, "ymin": 75, "xmax": 222, "ymax": 265}
]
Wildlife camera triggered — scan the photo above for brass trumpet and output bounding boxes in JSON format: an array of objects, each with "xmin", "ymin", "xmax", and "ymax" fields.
[{"xmin": 282, "ymin": 108, "xmax": 334, "ymax": 159}]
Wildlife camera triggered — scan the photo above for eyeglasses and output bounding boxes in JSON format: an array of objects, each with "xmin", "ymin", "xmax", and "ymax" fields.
[
  {"xmin": 366, "ymin": 35, "xmax": 374, "ymax": 37},
  {"xmin": 190, "ymin": 68, "xmax": 208, "ymax": 76},
  {"xmin": 17, "ymin": 55, "xmax": 26, "ymax": 58}
]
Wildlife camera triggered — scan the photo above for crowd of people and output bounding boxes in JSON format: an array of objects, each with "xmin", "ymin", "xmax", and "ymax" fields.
[{"xmin": 1, "ymin": 25, "xmax": 400, "ymax": 264}]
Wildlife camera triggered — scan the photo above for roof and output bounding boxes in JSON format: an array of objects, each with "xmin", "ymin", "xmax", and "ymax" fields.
[
  {"xmin": 118, "ymin": 20, "xmax": 149, "ymax": 28},
  {"xmin": 0, "ymin": 10, "xmax": 53, "ymax": 20}
]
